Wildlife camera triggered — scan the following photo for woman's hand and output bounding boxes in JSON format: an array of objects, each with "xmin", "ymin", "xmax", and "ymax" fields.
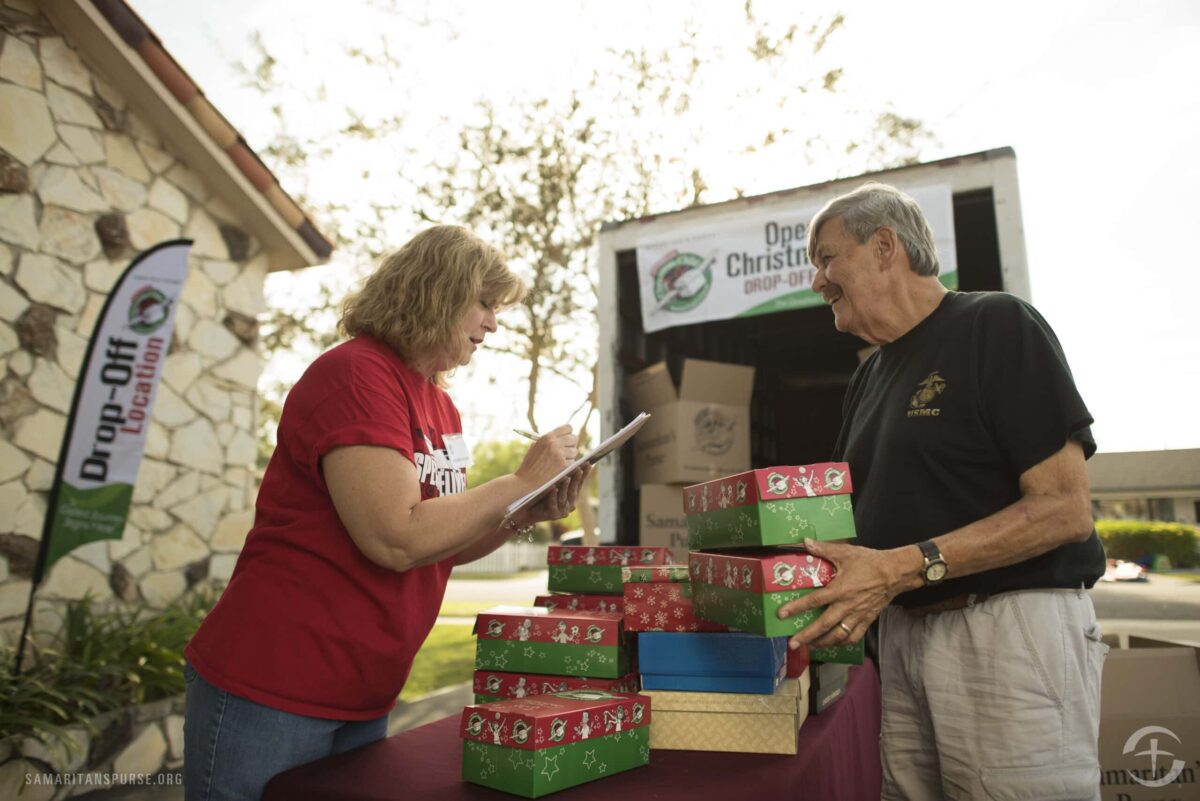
[
  {"xmin": 516, "ymin": 464, "xmax": 590, "ymax": 526},
  {"xmin": 514, "ymin": 425, "xmax": 578, "ymax": 490}
]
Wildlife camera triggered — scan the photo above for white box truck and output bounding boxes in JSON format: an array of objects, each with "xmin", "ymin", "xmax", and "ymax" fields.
[{"xmin": 595, "ymin": 147, "xmax": 1031, "ymax": 543}]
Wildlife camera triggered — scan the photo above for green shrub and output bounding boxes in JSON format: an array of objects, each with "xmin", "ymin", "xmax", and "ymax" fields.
[
  {"xmin": 0, "ymin": 585, "xmax": 220, "ymax": 754},
  {"xmin": 1096, "ymin": 519, "xmax": 1199, "ymax": 568}
]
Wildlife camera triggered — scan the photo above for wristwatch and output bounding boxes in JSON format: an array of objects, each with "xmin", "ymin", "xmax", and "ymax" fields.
[{"xmin": 917, "ymin": 540, "xmax": 948, "ymax": 586}]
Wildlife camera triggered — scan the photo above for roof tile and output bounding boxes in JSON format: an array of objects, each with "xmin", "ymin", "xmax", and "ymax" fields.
[
  {"xmin": 186, "ymin": 95, "xmax": 238, "ymax": 149},
  {"xmin": 135, "ymin": 39, "xmax": 196, "ymax": 104},
  {"xmin": 226, "ymin": 140, "xmax": 273, "ymax": 191},
  {"xmin": 87, "ymin": 0, "xmax": 334, "ymax": 261}
]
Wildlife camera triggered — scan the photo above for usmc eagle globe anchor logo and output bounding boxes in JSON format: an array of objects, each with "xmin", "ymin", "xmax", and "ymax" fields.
[{"xmin": 907, "ymin": 371, "xmax": 946, "ymax": 418}]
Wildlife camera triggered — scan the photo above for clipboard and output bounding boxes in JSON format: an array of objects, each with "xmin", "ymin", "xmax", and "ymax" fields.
[{"xmin": 504, "ymin": 412, "xmax": 651, "ymax": 520}]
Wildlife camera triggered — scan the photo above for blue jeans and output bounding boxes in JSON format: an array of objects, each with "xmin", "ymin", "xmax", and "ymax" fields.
[{"xmin": 183, "ymin": 661, "xmax": 389, "ymax": 801}]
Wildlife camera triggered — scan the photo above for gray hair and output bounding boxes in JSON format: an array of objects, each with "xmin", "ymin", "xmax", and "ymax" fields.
[{"xmin": 807, "ymin": 182, "xmax": 940, "ymax": 277}]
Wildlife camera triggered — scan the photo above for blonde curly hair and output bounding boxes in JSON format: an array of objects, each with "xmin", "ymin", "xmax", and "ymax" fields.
[{"xmin": 339, "ymin": 226, "xmax": 525, "ymax": 383}]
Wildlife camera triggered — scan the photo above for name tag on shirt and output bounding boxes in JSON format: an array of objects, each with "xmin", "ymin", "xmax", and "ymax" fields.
[{"xmin": 443, "ymin": 434, "xmax": 472, "ymax": 469}]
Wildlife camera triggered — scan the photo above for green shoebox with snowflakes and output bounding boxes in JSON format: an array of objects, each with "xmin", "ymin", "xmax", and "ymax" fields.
[
  {"xmin": 684, "ymin": 464, "xmax": 856, "ymax": 549},
  {"xmin": 475, "ymin": 607, "xmax": 630, "ymax": 678},
  {"xmin": 461, "ymin": 689, "xmax": 651, "ymax": 797}
]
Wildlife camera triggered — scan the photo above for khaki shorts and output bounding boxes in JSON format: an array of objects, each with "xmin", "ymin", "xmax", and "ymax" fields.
[{"xmin": 879, "ymin": 589, "xmax": 1108, "ymax": 801}]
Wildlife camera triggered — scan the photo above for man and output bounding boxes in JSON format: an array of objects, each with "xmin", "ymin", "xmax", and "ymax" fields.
[{"xmin": 778, "ymin": 183, "xmax": 1107, "ymax": 800}]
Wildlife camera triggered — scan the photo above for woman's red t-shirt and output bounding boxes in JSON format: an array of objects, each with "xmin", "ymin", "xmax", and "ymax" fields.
[{"xmin": 185, "ymin": 336, "xmax": 466, "ymax": 719}]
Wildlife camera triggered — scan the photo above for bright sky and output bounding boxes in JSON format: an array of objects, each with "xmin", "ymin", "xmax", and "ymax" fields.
[{"xmin": 134, "ymin": 0, "xmax": 1200, "ymax": 455}]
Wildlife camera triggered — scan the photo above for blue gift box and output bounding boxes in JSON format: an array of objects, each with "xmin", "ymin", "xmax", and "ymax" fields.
[{"xmin": 637, "ymin": 632, "xmax": 788, "ymax": 694}]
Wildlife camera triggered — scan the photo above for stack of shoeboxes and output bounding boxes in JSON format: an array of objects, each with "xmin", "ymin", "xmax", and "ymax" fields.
[
  {"xmin": 462, "ymin": 544, "xmax": 672, "ymax": 795},
  {"xmin": 638, "ymin": 630, "xmax": 813, "ymax": 755},
  {"xmin": 683, "ymin": 464, "xmax": 865, "ymax": 718},
  {"xmin": 471, "ymin": 544, "xmax": 671, "ymax": 706},
  {"xmin": 629, "ymin": 554, "xmax": 817, "ymax": 754},
  {"xmin": 465, "ymin": 601, "xmax": 649, "ymax": 795},
  {"xmin": 627, "ymin": 358, "xmax": 756, "ymax": 566},
  {"xmin": 620, "ymin": 532, "xmax": 818, "ymax": 754}
]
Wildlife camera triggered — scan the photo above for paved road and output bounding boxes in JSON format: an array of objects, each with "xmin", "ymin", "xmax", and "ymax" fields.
[
  {"xmin": 1090, "ymin": 573, "xmax": 1200, "ymax": 619},
  {"xmin": 1091, "ymin": 573, "xmax": 1200, "ymax": 644},
  {"xmin": 442, "ymin": 570, "xmax": 551, "ymax": 605}
]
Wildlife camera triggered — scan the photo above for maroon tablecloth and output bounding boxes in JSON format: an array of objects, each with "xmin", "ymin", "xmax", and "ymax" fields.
[{"xmin": 265, "ymin": 660, "xmax": 882, "ymax": 801}]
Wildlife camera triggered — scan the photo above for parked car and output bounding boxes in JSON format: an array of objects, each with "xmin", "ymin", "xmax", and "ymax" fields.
[{"xmin": 1100, "ymin": 559, "xmax": 1149, "ymax": 582}]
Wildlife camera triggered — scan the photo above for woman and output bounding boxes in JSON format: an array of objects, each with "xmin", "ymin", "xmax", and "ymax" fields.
[{"xmin": 183, "ymin": 226, "xmax": 585, "ymax": 800}]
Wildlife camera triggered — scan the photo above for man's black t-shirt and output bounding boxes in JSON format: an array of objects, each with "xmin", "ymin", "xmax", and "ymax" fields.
[{"xmin": 833, "ymin": 291, "xmax": 1106, "ymax": 608}]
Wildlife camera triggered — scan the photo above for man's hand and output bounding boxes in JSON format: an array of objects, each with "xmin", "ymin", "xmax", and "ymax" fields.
[{"xmin": 777, "ymin": 538, "xmax": 921, "ymax": 650}]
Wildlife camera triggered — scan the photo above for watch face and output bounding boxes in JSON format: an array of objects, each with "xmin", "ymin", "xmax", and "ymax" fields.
[{"xmin": 926, "ymin": 562, "xmax": 948, "ymax": 582}]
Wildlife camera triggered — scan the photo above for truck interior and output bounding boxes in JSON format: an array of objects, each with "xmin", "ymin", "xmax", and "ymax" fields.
[{"xmin": 609, "ymin": 187, "xmax": 1008, "ymax": 544}]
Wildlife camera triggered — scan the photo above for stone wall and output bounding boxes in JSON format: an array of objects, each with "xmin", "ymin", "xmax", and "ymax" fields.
[
  {"xmin": 0, "ymin": 694, "xmax": 185, "ymax": 800},
  {"xmin": 0, "ymin": 2, "xmax": 262, "ymax": 645}
]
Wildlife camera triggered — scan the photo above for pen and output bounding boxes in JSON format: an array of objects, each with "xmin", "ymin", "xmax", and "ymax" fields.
[{"xmin": 513, "ymin": 428, "xmax": 540, "ymax": 441}]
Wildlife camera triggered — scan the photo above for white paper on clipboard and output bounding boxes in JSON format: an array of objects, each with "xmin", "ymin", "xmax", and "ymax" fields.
[{"xmin": 504, "ymin": 412, "xmax": 650, "ymax": 520}]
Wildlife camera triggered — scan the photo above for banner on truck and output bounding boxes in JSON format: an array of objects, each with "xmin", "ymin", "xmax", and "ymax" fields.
[
  {"xmin": 635, "ymin": 184, "xmax": 957, "ymax": 334},
  {"xmin": 33, "ymin": 239, "xmax": 191, "ymax": 582}
]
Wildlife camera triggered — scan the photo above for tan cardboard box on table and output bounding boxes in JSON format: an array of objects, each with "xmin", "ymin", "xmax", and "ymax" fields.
[
  {"xmin": 627, "ymin": 358, "xmax": 754, "ymax": 487},
  {"xmin": 1098, "ymin": 635, "xmax": 1200, "ymax": 801},
  {"xmin": 638, "ymin": 484, "xmax": 690, "ymax": 564}
]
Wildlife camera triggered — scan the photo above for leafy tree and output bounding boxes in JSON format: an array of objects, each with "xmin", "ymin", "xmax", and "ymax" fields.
[
  {"xmin": 470, "ymin": 438, "xmax": 581, "ymax": 540},
  {"xmin": 469, "ymin": 439, "xmax": 527, "ymax": 488},
  {"xmin": 235, "ymin": 3, "xmax": 935, "ymax": 541}
]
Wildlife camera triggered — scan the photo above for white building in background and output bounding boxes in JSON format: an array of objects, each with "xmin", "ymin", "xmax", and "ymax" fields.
[
  {"xmin": 0, "ymin": 0, "xmax": 331, "ymax": 643},
  {"xmin": 1088, "ymin": 448, "xmax": 1200, "ymax": 525}
]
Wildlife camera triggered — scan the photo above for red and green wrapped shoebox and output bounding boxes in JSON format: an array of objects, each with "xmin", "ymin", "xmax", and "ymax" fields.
[
  {"xmin": 547, "ymin": 545, "xmax": 673, "ymax": 594},
  {"xmin": 461, "ymin": 690, "xmax": 651, "ymax": 798},
  {"xmin": 786, "ymin": 642, "xmax": 811, "ymax": 677},
  {"xmin": 475, "ymin": 607, "xmax": 630, "ymax": 678},
  {"xmin": 683, "ymin": 463, "xmax": 856, "ymax": 549},
  {"xmin": 620, "ymin": 564, "xmax": 728, "ymax": 633},
  {"xmin": 533, "ymin": 594, "xmax": 623, "ymax": 614},
  {"xmin": 473, "ymin": 670, "xmax": 641, "ymax": 704},
  {"xmin": 620, "ymin": 564, "xmax": 691, "ymax": 584},
  {"xmin": 810, "ymin": 640, "xmax": 865, "ymax": 665},
  {"xmin": 689, "ymin": 548, "xmax": 836, "ymax": 636}
]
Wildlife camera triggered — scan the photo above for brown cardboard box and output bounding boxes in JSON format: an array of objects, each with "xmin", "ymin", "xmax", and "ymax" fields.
[
  {"xmin": 627, "ymin": 359, "xmax": 754, "ymax": 486},
  {"xmin": 638, "ymin": 484, "xmax": 689, "ymax": 563},
  {"xmin": 1099, "ymin": 636, "xmax": 1200, "ymax": 800}
]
